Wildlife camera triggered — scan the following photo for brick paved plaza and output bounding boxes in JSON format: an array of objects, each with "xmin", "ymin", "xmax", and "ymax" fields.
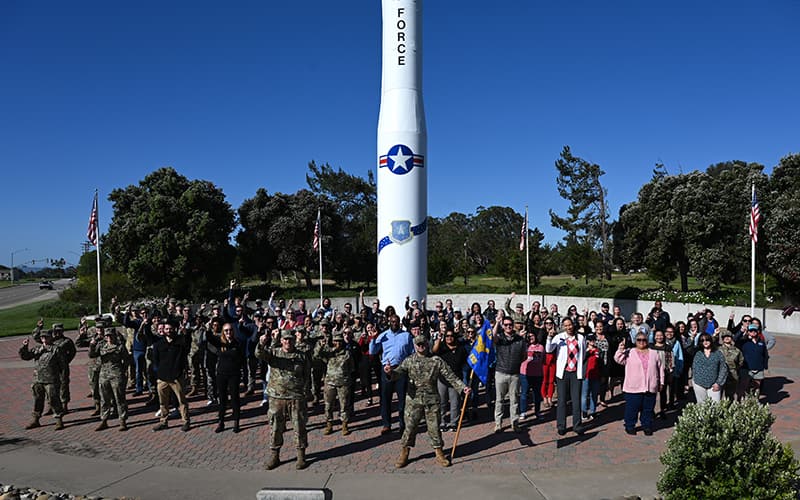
[{"xmin": 1, "ymin": 332, "xmax": 798, "ymax": 475}]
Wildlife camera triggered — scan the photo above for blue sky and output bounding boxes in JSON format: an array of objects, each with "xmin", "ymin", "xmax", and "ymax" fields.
[{"xmin": 2, "ymin": 1, "xmax": 798, "ymax": 269}]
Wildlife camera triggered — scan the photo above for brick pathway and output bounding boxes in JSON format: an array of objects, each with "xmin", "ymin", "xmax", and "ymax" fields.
[{"xmin": 1, "ymin": 333, "xmax": 797, "ymax": 474}]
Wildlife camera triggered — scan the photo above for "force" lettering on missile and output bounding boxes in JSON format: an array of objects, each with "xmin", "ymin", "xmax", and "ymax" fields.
[{"xmin": 396, "ymin": 8, "xmax": 406, "ymax": 65}]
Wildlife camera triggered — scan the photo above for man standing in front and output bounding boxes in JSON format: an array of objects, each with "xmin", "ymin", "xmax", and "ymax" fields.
[
  {"xmin": 546, "ymin": 317, "xmax": 587, "ymax": 436},
  {"xmin": 20, "ymin": 328, "xmax": 65, "ymax": 430},
  {"xmin": 152, "ymin": 320, "xmax": 191, "ymax": 432},
  {"xmin": 256, "ymin": 330, "xmax": 311, "ymax": 470},
  {"xmin": 493, "ymin": 316, "xmax": 527, "ymax": 433},
  {"xmin": 387, "ymin": 335, "xmax": 470, "ymax": 468},
  {"xmin": 370, "ymin": 314, "xmax": 414, "ymax": 435}
]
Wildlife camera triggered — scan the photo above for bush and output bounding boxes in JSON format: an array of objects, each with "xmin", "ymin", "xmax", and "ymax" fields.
[
  {"xmin": 37, "ymin": 300, "xmax": 90, "ymax": 318},
  {"xmin": 658, "ymin": 398, "xmax": 799, "ymax": 499}
]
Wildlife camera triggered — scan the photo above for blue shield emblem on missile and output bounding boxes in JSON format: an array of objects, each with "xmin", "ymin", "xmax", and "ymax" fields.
[
  {"xmin": 390, "ymin": 220, "xmax": 412, "ymax": 245},
  {"xmin": 379, "ymin": 144, "xmax": 424, "ymax": 175}
]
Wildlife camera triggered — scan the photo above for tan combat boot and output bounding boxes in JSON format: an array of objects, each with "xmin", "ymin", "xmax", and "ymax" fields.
[
  {"xmin": 395, "ymin": 446, "xmax": 410, "ymax": 468},
  {"xmin": 295, "ymin": 449, "xmax": 307, "ymax": 470},
  {"xmin": 342, "ymin": 421, "xmax": 350, "ymax": 436},
  {"xmin": 95, "ymin": 419, "xmax": 109, "ymax": 431},
  {"xmin": 434, "ymin": 447, "xmax": 451, "ymax": 467},
  {"xmin": 324, "ymin": 422, "xmax": 333, "ymax": 435},
  {"xmin": 54, "ymin": 416, "xmax": 64, "ymax": 431},
  {"xmin": 119, "ymin": 420, "xmax": 128, "ymax": 432},
  {"xmin": 90, "ymin": 403, "xmax": 101, "ymax": 417},
  {"xmin": 265, "ymin": 449, "xmax": 280, "ymax": 470},
  {"xmin": 25, "ymin": 417, "xmax": 41, "ymax": 430}
]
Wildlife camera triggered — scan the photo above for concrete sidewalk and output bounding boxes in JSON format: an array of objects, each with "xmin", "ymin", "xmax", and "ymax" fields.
[{"xmin": 0, "ymin": 441, "xmax": 662, "ymax": 500}]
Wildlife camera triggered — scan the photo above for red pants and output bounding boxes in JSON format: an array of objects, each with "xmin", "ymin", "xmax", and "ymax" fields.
[{"xmin": 541, "ymin": 353, "xmax": 557, "ymax": 399}]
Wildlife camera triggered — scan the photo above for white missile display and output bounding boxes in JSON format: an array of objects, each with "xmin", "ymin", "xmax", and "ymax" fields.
[{"xmin": 377, "ymin": 0, "xmax": 427, "ymax": 311}]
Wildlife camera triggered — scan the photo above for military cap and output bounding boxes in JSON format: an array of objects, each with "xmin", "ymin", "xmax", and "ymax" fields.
[
  {"xmin": 95, "ymin": 319, "xmax": 109, "ymax": 328},
  {"xmin": 515, "ymin": 303, "xmax": 524, "ymax": 309},
  {"xmin": 40, "ymin": 329, "xmax": 54, "ymax": 337},
  {"xmin": 413, "ymin": 335, "xmax": 429, "ymax": 346},
  {"xmin": 51, "ymin": 323, "xmax": 64, "ymax": 331},
  {"xmin": 719, "ymin": 329, "xmax": 733, "ymax": 338},
  {"xmin": 319, "ymin": 318, "xmax": 331, "ymax": 326},
  {"xmin": 294, "ymin": 325, "xmax": 307, "ymax": 334},
  {"xmin": 209, "ymin": 299, "xmax": 218, "ymax": 305},
  {"xmin": 332, "ymin": 333, "xmax": 344, "ymax": 342},
  {"xmin": 280, "ymin": 329, "xmax": 294, "ymax": 339}
]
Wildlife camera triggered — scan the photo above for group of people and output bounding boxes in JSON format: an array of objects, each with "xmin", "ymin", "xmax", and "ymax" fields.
[{"xmin": 19, "ymin": 286, "xmax": 776, "ymax": 470}]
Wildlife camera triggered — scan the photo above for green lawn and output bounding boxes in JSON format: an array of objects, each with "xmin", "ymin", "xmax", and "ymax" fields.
[{"xmin": 0, "ymin": 300, "xmax": 82, "ymax": 338}]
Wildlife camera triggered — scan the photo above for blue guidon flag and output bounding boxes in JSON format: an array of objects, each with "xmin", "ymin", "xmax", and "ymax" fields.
[{"xmin": 378, "ymin": 144, "xmax": 424, "ymax": 175}]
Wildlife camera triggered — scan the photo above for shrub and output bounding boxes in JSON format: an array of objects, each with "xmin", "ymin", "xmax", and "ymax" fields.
[
  {"xmin": 37, "ymin": 300, "xmax": 90, "ymax": 318},
  {"xmin": 658, "ymin": 398, "xmax": 799, "ymax": 499}
]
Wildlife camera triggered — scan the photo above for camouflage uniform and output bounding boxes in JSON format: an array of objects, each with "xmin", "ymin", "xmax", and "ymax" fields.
[
  {"xmin": 89, "ymin": 336, "xmax": 129, "ymax": 426},
  {"xmin": 19, "ymin": 334, "xmax": 64, "ymax": 429},
  {"xmin": 719, "ymin": 340, "xmax": 743, "ymax": 400},
  {"xmin": 188, "ymin": 324, "xmax": 206, "ymax": 394},
  {"xmin": 314, "ymin": 337, "xmax": 354, "ymax": 428},
  {"xmin": 393, "ymin": 340, "xmax": 466, "ymax": 451},
  {"xmin": 255, "ymin": 332, "xmax": 311, "ymax": 469},
  {"xmin": 307, "ymin": 323, "xmax": 328, "ymax": 402},
  {"xmin": 33, "ymin": 324, "xmax": 76, "ymax": 410}
]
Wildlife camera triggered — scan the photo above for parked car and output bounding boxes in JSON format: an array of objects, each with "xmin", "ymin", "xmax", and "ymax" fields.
[{"xmin": 39, "ymin": 280, "xmax": 54, "ymax": 290}]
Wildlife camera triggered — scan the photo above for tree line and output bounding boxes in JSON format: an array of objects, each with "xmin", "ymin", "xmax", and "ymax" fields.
[{"xmin": 81, "ymin": 149, "xmax": 799, "ymax": 303}]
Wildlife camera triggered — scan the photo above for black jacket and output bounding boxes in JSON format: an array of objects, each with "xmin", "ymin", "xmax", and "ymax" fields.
[{"xmin": 153, "ymin": 336, "xmax": 188, "ymax": 382}]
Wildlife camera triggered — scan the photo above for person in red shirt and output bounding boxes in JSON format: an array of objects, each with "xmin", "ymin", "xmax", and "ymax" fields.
[
  {"xmin": 581, "ymin": 334, "xmax": 602, "ymax": 421},
  {"xmin": 520, "ymin": 330, "xmax": 545, "ymax": 420}
]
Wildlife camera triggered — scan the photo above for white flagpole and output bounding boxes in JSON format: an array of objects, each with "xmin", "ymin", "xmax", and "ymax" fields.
[
  {"xmin": 94, "ymin": 190, "xmax": 102, "ymax": 316},
  {"xmin": 750, "ymin": 184, "xmax": 756, "ymax": 318},
  {"xmin": 318, "ymin": 209, "xmax": 323, "ymax": 305},
  {"xmin": 525, "ymin": 206, "xmax": 530, "ymax": 310}
]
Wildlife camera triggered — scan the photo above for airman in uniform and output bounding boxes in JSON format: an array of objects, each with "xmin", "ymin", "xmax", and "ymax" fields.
[
  {"xmin": 20, "ymin": 329, "xmax": 65, "ymax": 430},
  {"xmin": 385, "ymin": 335, "xmax": 470, "ymax": 468},
  {"xmin": 33, "ymin": 321, "xmax": 76, "ymax": 413},
  {"xmin": 256, "ymin": 329, "xmax": 311, "ymax": 470},
  {"xmin": 314, "ymin": 332, "xmax": 355, "ymax": 436},
  {"xmin": 89, "ymin": 327, "xmax": 130, "ymax": 431}
]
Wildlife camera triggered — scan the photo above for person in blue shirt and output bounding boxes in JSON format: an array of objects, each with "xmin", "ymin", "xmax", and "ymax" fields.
[{"xmin": 369, "ymin": 314, "xmax": 414, "ymax": 435}]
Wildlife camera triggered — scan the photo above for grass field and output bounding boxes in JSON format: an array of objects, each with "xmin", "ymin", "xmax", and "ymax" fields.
[{"xmin": 0, "ymin": 300, "xmax": 82, "ymax": 338}]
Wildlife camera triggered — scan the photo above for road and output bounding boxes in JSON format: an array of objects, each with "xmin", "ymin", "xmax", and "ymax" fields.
[{"xmin": 0, "ymin": 278, "xmax": 71, "ymax": 310}]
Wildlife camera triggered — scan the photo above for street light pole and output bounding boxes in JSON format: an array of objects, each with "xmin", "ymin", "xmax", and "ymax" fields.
[{"xmin": 10, "ymin": 248, "xmax": 30, "ymax": 284}]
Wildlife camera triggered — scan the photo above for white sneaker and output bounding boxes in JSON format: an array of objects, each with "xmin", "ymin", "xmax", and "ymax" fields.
[
  {"xmin": 154, "ymin": 409, "xmax": 162, "ymax": 417},
  {"xmin": 206, "ymin": 399, "xmax": 215, "ymax": 406},
  {"xmin": 169, "ymin": 407, "xmax": 177, "ymax": 415},
  {"xmin": 260, "ymin": 400, "xmax": 268, "ymax": 407},
  {"xmin": 520, "ymin": 412, "xmax": 527, "ymax": 420}
]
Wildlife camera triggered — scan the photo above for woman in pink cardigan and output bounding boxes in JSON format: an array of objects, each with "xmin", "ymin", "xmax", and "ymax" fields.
[{"xmin": 613, "ymin": 333, "xmax": 664, "ymax": 436}]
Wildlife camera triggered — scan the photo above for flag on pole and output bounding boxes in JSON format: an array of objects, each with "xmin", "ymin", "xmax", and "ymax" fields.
[
  {"xmin": 519, "ymin": 213, "xmax": 527, "ymax": 251},
  {"xmin": 87, "ymin": 193, "xmax": 98, "ymax": 246},
  {"xmin": 312, "ymin": 211, "xmax": 321, "ymax": 252},
  {"xmin": 750, "ymin": 188, "xmax": 761, "ymax": 243},
  {"xmin": 467, "ymin": 319, "xmax": 495, "ymax": 385}
]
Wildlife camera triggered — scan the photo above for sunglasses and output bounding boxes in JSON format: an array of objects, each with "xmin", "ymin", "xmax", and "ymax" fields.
[{"xmin": 636, "ymin": 338, "xmax": 647, "ymax": 342}]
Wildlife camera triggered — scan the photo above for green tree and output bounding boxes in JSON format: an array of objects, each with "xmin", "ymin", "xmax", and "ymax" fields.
[
  {"xmin": 549, "ymin": 146, "xmax": 611, "ymax": 284},
  {"xmin": 104, "ymin": 167, "xmax": 236, "ymax": 299},
  {"xmin": 765, "ymin": 153, "xmax": 800, "ymax": 301},
  {"xmin": 236, "ymin": 189, "xmax": 342, "ymax": 290},
  {"xmin": 306, "ymin": 161, "xmax": 377, "ymax": 287}
]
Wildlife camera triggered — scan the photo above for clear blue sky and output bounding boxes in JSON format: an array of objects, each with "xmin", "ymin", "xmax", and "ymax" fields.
[{"xmin": 2, "ymin": 1, "xmax": 798, "ymax": 268}]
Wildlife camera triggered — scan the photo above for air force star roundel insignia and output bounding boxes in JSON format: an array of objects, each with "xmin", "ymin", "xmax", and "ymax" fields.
[{"xmin": 378, "ymin": 144, "xmax": 424, "ymax": 175}]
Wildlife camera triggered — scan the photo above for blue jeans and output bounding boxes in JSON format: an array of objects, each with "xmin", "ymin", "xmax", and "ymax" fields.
[
  {"xmin": 624, "ymin": 392, "xmax": 656, "ymax": 430},
  {"xmin": 520, "ymin": 375, "xmax": 542, "ymax": 415},
  {"xmin": 380, "ymin": 370, "xmax": 407, "ymax": 430},
  {"xmin": 581, "ymin": 378, "xmax": 600, "ymax": 416},
  {"xmin": 132, "ymin": 350, "xmax": 148, "ymax": 393}
]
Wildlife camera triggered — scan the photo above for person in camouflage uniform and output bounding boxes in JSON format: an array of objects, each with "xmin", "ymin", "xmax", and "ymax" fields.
[
  {"xmin": 314, "ymin": 332, "xmax": 355, "ymax": 436},
  {"xmin": 186, "ymin": 314, "xmax": 206, "ymax": 397},
  {"xmin": 86, "ymin": 319, "xmax": 109, "ymax": 416},
  {"xmin": 256, "ymin": 329, "xmax": 311, "ymax": 470},
  {"xmin": 718, "ymin": 329, "xmax": 743, "ymax": 400},
  {"xmin": 89, "ymin": 328, "xmax": 130, "ymax": 431},
  {"xmin": 385, "ymin": 335, "xmax": 470, "ymax": 468},
  {"xmin": 33, "ymin": 321, "xmax": 76, "ymax": 413},
  {"xmin": 19, "ymin": 329, "xmax": 65, "ymax": 430},
  {"xmin": 292, "ymin": 325, "xmax": 314, "ymax": 400},
  {"xmin": 307, "ymin": 319, "xmax": 330, "ymax": 404}
]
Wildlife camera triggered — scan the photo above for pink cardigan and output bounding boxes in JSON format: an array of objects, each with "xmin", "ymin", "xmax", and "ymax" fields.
[{"xmin": 613, "ymin": 348, "xmax": 664, "ymax": 393}]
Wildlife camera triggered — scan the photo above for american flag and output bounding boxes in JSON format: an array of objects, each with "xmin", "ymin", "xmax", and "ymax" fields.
[
  {"xmin": 87, "ymin": 193, "xmax": 98, "ymax": 246},
  {"xmin": 749, "ymin": 188, "xmax": 761, "ymax": 243},
  {"xmin": 519, "ymin": 211, "xmax": 527, "ymax": 251},
  {"xmin": 312, "ymin": 210, "xmax": 320, "ymax": 252}
]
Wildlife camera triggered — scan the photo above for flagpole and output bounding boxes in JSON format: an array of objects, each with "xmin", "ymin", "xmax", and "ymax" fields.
[
  {"xmin": 525, "ymin": 206, "xmax": 530, "ymax": 311},
  {"xmin": 317, "ymin": 209, "xmax": 323, "ymax": 305},
  {"xmin": 449, "ymin": 369, "xmax": 473, "ymax": 463},
  {"xmin": 94, "ymin": 190, "xmax": 102, "ymax": 316},
  {"xmin": 750, "ymin": 184, "xmax": 756, "ymax": 317}
]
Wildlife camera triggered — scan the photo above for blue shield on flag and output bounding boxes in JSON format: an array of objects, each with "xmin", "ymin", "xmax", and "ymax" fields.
[
  {"xmin": 467, "ymin": 319, "xmax": 495, "ymax": 385},
  {"xmin": 390, "ymin": 220, "xmax": 412, "ymax": 245}
]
